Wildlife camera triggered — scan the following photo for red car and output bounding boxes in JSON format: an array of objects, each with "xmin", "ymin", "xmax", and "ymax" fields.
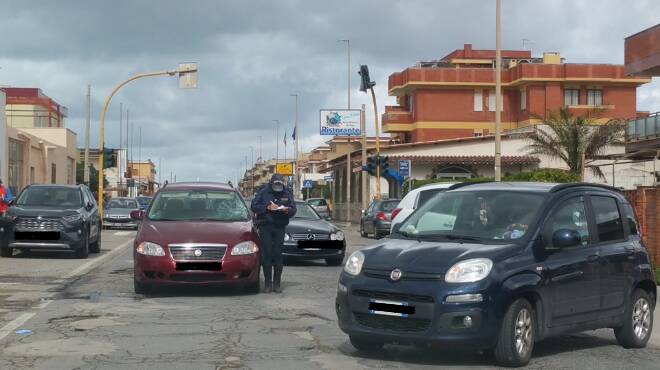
[{"xmin": 131, "ymin": 182, "xmax": 260, "ymax": 294}]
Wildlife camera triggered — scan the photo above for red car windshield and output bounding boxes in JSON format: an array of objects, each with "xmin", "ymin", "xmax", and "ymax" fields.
[{"xmin": 148, "ymin": 190, "xmax": 249, "ymax": 221}]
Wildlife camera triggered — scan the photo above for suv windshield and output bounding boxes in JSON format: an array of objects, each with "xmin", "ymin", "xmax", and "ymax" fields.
[
  {"xmin": 107, "ymin": 199, "xmax": 139, "ymax": 209},
  {"xmin": 295, "ymin": 202, "xmax": 320, "ymax": 220},
  {"xmin": 16, "ymin": 187, "xmax": 82, "ymax": 208},
  {"xmin": 398, "ymin": 191, "xmax": 546, "ymax": 242},
  {"xmin": 148, "ymin": 190, "xmax": 249, "ymax": 221},
  {"xmin": 136, "ymin": 197, "xmax": 152, "ymax": 207}
]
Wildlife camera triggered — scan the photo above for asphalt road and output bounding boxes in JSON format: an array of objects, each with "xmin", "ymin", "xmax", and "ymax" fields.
[{"xmin": 0, "ymin": 226, "xmax": 659, "ymax": 370}]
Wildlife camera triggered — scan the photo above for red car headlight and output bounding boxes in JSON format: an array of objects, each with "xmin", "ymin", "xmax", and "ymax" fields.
[
  {"xmin": 231, "ymin": 241, "xmax": 259, "ymax": 256},
  {"xmin": 136, "ymin": 241, "xmax": 165, "ymax": 256}
]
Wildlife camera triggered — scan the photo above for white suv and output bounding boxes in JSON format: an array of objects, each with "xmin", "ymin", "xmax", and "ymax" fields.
[{"xmin": 390, "ymin": 182, "xmax": 455, "ymax": 232}]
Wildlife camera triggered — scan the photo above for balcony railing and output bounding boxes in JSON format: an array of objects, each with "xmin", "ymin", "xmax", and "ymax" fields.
[{"xmin": 627, "ymin": 112, "xmax": 660, "ymax": 141}]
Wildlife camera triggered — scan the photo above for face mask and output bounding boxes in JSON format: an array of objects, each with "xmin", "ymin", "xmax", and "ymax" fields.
[{"xmin": 272, "ymin": 183, "xmax": 284, "ymax": 192}]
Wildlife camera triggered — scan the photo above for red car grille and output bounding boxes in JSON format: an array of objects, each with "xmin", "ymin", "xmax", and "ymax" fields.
[{"xmin": 168, "ymin": 244, "xmax": 227, "ymax": 261}]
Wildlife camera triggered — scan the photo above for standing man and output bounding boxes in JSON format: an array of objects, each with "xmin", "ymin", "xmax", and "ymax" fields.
[
  {"xmin": 251, "ymin": 174, "xmax": 297, "ymax": 293},
  {"xmin": 0, "ymin": 179, "xmax": 10, "ymax": 216}
]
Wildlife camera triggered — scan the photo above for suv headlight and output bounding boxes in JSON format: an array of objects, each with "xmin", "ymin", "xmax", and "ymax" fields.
[
  {"xmin": 62, "ymin": 214, "xmax": 82, "ymax": 224},
  {"xmin": 284, "ymin": 233, "xmax": 292, "ymax": 242},
  {"xmin": 136, "ymin": 241, "xmax": 165, "ymax": 256},
  {"xmin": 231, "ymin": 241, "xmax": 259, "ymax": 255},
  {"xmin": 331, "ymin": 230, "xmax": 345, "ymax": 241},
  {"xmin": 445, "ymin": 258, "xmax": 493, "ymax": 283},
  {"xmin": 343, "ymin": 251, "xmax": 364, "ymax": 276}
]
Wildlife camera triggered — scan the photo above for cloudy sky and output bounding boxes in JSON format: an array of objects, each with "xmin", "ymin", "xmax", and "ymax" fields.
[{"xmin": 1, "ymin": 0, "xmax": 658, "ymax": 184}]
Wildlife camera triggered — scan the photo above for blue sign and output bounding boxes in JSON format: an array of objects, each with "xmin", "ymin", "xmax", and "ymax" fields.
[
  {"xmin": 323, "ymin": 175, "xmax": 334, "ymax": 182},
  {"xmin": 398, "ymin": 160, "xmax": 410, "ymax": 177},
  {"xmin": 302, "ymin": 180, "xmax": 314, "ymax": 189}
]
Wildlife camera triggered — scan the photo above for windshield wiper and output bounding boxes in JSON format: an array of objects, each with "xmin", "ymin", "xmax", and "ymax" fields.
[{"xmin": 436, "ymin": 234, "xmax": 482, "ymax": 242}]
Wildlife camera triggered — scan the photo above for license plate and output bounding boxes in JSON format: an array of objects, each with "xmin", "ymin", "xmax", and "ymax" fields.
[
  {"xmin": 303, "ymin": 248, "xmax": 321, "ymax": 251},
  {"xmin": 368, "ymin": 299, "xmax": 415, "ymax": 317}
]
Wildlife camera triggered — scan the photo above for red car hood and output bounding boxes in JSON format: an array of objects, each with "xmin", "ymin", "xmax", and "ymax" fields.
[{"xmin": 137, "ymin": 220, "xmax": 256, "ymax": 247}]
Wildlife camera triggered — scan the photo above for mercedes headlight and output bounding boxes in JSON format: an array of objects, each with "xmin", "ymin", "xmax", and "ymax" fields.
[
  {"xmin": 136, "ymin": 241, "xmax": 165, "ymax": 257},
  {"xmin": 343, "ymin": 251, "xmax": 364, "ymax": 276},
  {"xmin": 231, "ymin": 241, "xmax": 259, "ymax": 255},
  {"xmin": 445, "ymin": 258, "xmax": 493, "ymax": 283},
  {"xmin": 331, "ymin": 230, "xmax": 345, "ymax": 241},
  {"xmin": 284, "ymin": 233, "xmax": 292, "ymax": 242},
  {"xmin": 62, "ymin": 214, "xmax": 83, "ymax": 224}
]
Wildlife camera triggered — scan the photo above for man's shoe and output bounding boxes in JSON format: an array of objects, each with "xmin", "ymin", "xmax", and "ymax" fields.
[
  {"xmin": 263, "ymin": 266, "xmax": 273, "ymax": 293},
  {"xmin": 263, "ymin": 281, "xmax": 273, "ymax": 293},
  {"xmin": 273, "ymin": 265, "xmax": 283, "ymax": 293}
]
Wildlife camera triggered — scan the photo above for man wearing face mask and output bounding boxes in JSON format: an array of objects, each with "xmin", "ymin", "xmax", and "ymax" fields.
[{"xmin": 251, "ymin": 174, "xmax": 297, "ymax": 293}]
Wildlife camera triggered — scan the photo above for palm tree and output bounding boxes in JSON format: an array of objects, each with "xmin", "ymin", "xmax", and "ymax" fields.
[{"xmin": 524, "ymin": 108, "xmax": 625, "ymax": 179}]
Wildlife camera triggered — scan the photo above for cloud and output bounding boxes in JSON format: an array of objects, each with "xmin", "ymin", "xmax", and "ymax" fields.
[{"xmin": 1, "ymin": 0, "xmax": 658, "ymax": 184}]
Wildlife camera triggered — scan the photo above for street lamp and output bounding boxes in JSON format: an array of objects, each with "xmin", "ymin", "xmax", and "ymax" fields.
[
  {"xmin": 97, "ymin": 63, "xmax": 198, "ymax": 215},
  {"xmin": 290, "ymin": 93, "xmax": 299, "ymax": 198}
]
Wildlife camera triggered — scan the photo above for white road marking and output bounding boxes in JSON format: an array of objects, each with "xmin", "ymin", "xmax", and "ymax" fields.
[
  {"xmin": 113, "ymin": 231, "xmax": 132, "ymax": 236},
  {"xmin": 34, "ymin": 300, "xmax": 54, "ymax": 310},
  {"xmin": 0, "ymin": 313, "xmax": 36, "ymax": 341},
  {"xmin": 60, "ymin": 239, "xmax": 133, "ymax": 280}
]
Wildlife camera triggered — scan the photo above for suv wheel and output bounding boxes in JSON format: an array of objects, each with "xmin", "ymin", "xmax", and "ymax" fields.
[
  {"xmin": 349, "ymin": 335, "xmax": 384, "ymax": 353},
  {"xmin": 90, "ymin": 231, "xmax": 101, "ymax": 254},
  {"xmin": 75, "ymin": 233, "xmax": 89, "ymax": 259},
  {"xmin": 0, "ymin": 247, "xmax": 12, "ymax": 258},
  {"xmin": 615, "ymin": 289, "xmax": 654, "ymax": 348},
  {"xmin": 494, "ymin": 298, "xmax": 535, "ymax": 367}
]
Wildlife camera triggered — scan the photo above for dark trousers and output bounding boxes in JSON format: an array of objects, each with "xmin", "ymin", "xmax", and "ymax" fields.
[{"xmin": 258, "ymin": 224, "xmax": 285, "ymax": 276}]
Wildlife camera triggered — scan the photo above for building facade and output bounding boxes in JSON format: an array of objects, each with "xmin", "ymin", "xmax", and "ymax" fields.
[
  {"xmin": 384, "ymin": 44, "xmax": 650, "ymax": 143},
  {"xmin": 1, "ymin": 87, "xmax": 67, "ymax": 128}
]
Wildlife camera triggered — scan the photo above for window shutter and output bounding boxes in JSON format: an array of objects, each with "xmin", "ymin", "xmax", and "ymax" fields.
[{"xmin": 474, "ymin": 90, "xmax": 483, "ymax": 111}]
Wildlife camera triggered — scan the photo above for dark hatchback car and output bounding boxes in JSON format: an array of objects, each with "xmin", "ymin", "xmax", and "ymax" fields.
[
  {"xmin": 336, "ymin": 182, "xmax": 656, "ymax": 367},
  {"xmin": 282, "ymin": 201, "xmax": 346, "ymax": 266},
  {"xmin": 1, "ymin": 184, "xmax": 101, "ymax": 258},
  {"xmin": 132, "ymin": 182, "xmax": 260, "ymax": 294},
  {"xmin": 359, "ymin": 199, "xmax": 400, "ymax": 239}
]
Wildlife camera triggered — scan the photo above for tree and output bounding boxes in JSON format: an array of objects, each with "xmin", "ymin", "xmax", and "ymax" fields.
[
  {"xmin": 76, "ymin": 162, "xmax": 108, "ymax": 190},
  {"xmin": 524, "ymin": 108, "xmax": 625, "ymax": 179}
]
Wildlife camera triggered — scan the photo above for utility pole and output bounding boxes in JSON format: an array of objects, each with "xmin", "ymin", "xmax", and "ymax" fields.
[
  {"xmin": 290, "ymin": 93, "xmax": 299, "ymax": 198},
  {"xmin": 83, "ymin": 85, "xmax": 91, "ymax": 184},
  {"xmin": 138, "ymin": 126, "xmax": 142, "ymax": 196},
  {"xmin": 250, "ymin": 146, "xmax": 254, "ymax": 195},
  {"xmin": 494, "ymin": 0, "xmax": 502, "ymax": 181},
  {"xmin": 361, "ymin": 104, "xmax": 368, "ymax": 210},
  {"xmin": 258, "ymin": 135, "xmax": 263, "ymax": 163},
  {"xmin": 272, "ymin": 119, "xmax": 279, "ymax": 164},
  {"xmin": 340, "ymin": 39, "xmax": 352, "ymax": 221},
  {"xmin": 119, "ymin": 102, "xmax": 123, "ymax": 193}
]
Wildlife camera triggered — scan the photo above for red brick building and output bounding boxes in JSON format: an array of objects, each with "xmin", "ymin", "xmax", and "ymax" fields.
[{"xmin": 383, "ymin": 44, "xmax": 651, "ymax": 143}]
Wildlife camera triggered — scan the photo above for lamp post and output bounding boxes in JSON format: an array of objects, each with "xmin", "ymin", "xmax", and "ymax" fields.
[
  {"xmin": 97, "ymin": 63, "xmax": 198, "ymax": 216},
  {"xmin": 272, "ymin": 119, "xmax": 280, "ymax": 164},
  {"xmin": 494, "ymin": 0, "xmax": 502, "ymax": 181},
  {"xmin": 290, "ymin": 93, "xmax": 299, "ymax": 198},
  {"xmin": 339, "ymin": 39, "xmax": 352, "ymax": 221}
]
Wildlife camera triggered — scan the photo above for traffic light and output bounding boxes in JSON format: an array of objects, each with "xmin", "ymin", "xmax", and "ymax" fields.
[
  {"xmin": 362, "ymin": 155, "xmax": 377, "ymax": 176},
  {"xmin": 103, "ymin": 148, "xmax": 115, "ymax": 168},
  {"xmin": 358, "ymin": 65, "xmax": 376, "ymax": 92},
  {"xmin": 379, "ymin": 155, "xmax": 389, "ymax": 173}
]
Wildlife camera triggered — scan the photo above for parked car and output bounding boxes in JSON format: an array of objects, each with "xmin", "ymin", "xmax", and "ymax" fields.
[
  {"xmin": 135, "ymin": 196, "xmax": 153, "ymax": 211},
  {"xmin": 131, "ymin": 182, "xmax": 260, "ymax": 294},
  {"xmin": 390, "ymin": 183, "xmax": 455, "ymax": 232},
  {"xmin": 103, "ymin": 197, "xmax": 140, "ymax": 229},
  {"xmin": 306, "ymin": 197, "xmax": 331, "ymax": 219},
  {"xmin": 282, "ymin": 201, "xmax": 345, "ymax": 266},
  {"xmin": 359, "ymin": 199, "xmax": 400, "ymax": 239},
  {"xmin": 336, "ymin": 182, "xmax": 656, "ymax": 367},
  {"xmin": 0, "ymin": 184, "xmax": 101, "ymax": 258}
]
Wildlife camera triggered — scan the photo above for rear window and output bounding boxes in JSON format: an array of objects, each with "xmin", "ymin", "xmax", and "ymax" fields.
[
  {"xmin": 307, "ymin": 199, "xmax": 327, "ymax": 207},
  {"xmin": 591, "ymin": 196, "xmax": 624, "ymax": 242},
  {"xmin": 148, "ymin": 190, "xmax": 249, "ymax": 221},
  {"xmin": 17, "ymin": 187, "xmax": 82, "ymax": 208},
  {"xmin": 416, "ymin": 189, "xmax": 444, "ymax": 209},
  {"xmin": 379, "ymin": 201, "xmax": 399, "ymax": 212}
]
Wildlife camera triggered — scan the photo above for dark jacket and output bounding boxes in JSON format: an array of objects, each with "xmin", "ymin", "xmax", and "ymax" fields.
[{"xmin": 251, "ymin": 185, "xmax": 297, "ymax": 227}]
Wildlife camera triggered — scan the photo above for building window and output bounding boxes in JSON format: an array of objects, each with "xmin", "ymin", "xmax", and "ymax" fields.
[
  {"xmin": 30, "ymin": 167, "xmax": 35, "ymax": 184},
  {"xmin": 473, "ymin": 129, "xmax": 484, "ymax": 137},
  {"xmin": 408, "ymin": 95, "xmax": 414, "ymax": 113},
  {"xmin": 474, "ymin": 90, "xmax": 483, "ymax": 111},
  {"xmin": 67, "ymin": 158, "xmax": 75, "ymax": 184},
  {"xmin": 8, "ymin": 139, "xmax": 24, "ymax": 194},
  {"xmin": 564, "ymin": 89, "xmax": 580, "ymax": 106},
  {"xmin": 488, "ymin": 90, "xmax": 503, "ymax": 112},
  {"xmin": 435, "ymin": 166, "xmax": 472, "ymax": 180},
  {"xmin": 520, "ymin": 89, "xmax": 527, "ymax": 110},
  {"xmin": 587, "ymin": 89, "xmax": 602, "ymax": 106},
  {"xmin": 51, "ymin": 163, "xmax": 57, "ymax": 184}
]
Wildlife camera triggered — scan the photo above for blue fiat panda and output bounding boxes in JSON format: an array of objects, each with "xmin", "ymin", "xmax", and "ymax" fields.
[{"xmin": 336, "ymin": 182, "xmax": 656, "ymax": 367}]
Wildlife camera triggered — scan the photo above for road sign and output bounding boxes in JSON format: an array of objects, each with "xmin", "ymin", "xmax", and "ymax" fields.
[
  {"xmin": 323, "ymin": 175, "xmax": 334, "ymax": 182},
  {"xmin": 302, "ymin": 180, "xmax": 314, "ymax": 189},
  {"xmin": 276, "ymin": 163, "xmax": 294, "ymax": 175},
  {"xmin": 319, "ymin": 109, "xmax": 362, "ymax": 136},
  {"xmin": 398, "ymin": 160, "xmax": 411, "ymax": 177}
]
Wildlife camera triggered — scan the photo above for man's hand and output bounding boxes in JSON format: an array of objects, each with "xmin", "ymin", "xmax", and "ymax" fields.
[
  {"xmin": 267, "ymin": 201, "xmax": 279, "ymax": 211},
  {"xmin": 282, "ymin": 207, "xmax": 289, "ymax": 214}
]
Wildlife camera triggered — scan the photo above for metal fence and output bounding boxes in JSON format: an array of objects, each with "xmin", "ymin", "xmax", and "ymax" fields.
[{"xmin": 627, "ymin": 111, "xmax": 660, "ymax": 141}]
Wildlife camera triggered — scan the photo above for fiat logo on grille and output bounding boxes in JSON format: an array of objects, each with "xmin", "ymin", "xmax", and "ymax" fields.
[
  {"xmin": 390, "ymin": 268, "xmax": 403, "ymax": 281},
  {"xmin": 193, "ymin": 249, "xmax": 203, "ymax": 257}
]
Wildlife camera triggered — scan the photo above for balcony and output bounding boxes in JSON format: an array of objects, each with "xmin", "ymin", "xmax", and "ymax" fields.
[
  {"xmin": 382, "ymin": 106, "xmax": 413, "ymax": 133},
  {"xmin": 626, "ymin": 111, "xmax": 660, "ymax": 157}
]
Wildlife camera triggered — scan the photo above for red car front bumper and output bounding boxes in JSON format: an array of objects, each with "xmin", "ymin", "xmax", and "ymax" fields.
[{"xmin": 134, "ymin": 252, "xmax": 260, "ymax": 286}]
